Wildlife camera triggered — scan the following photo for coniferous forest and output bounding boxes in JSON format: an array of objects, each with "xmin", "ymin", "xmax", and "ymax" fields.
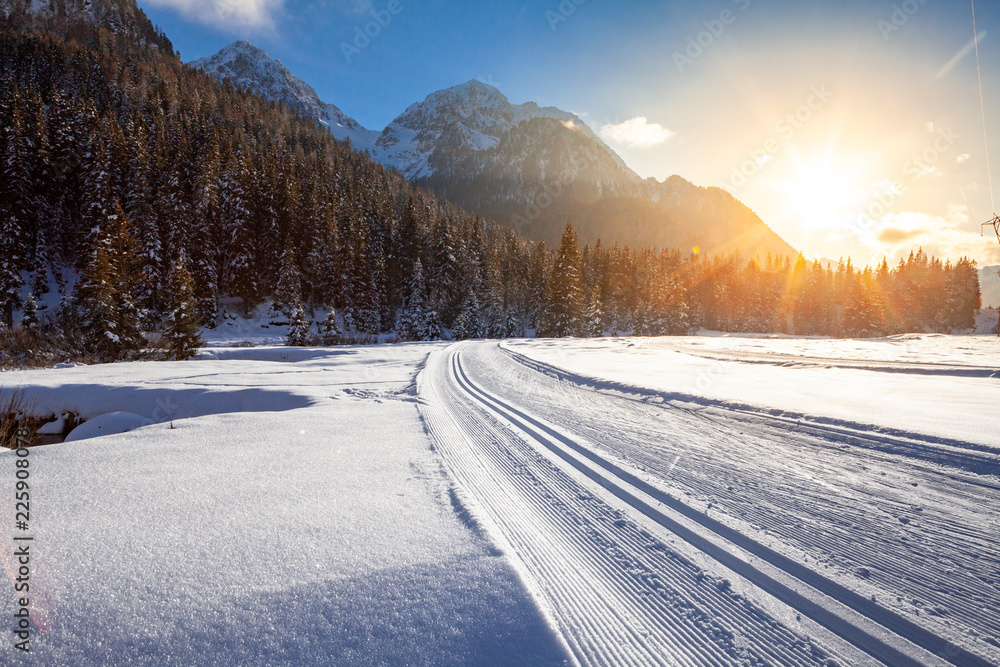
[{"xmin": 0, "ymin": 4, "xmax": 983, "ymax": 364}]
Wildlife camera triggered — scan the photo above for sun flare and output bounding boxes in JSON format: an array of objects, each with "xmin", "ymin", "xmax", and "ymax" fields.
[{"xmin": 771, "ymin": 152, "xmax": 874, "ymax": 233}]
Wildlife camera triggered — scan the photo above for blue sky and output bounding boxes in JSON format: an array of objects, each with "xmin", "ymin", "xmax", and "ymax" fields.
[{"xmin": 136, "ymin": 0, "xmax": 1000, "ymax": 266}]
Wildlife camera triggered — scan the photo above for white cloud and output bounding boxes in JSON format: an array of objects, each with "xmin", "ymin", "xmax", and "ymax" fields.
[
  {"xmin": 861, "ymin": 206, "xmax": 1000, "ymax": 265},
  {"xmin": 143, "ymin": 0, "xmax": 283, "ymax": 31},
  {"xmin": 599, "ymin": 117, "xmax": 675, "ymax": 149}
]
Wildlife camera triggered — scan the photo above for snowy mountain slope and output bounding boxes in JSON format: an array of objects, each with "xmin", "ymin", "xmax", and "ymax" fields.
[
  {"xmin": 193, "ymin": 42, "xmax": 797, "ymax": 257},
  {"xmin": 190, "ymin": 42, "xmax": 378, "ymax": 150}
]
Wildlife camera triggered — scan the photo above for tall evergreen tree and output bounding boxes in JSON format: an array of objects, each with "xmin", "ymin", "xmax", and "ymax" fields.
[
  {"xmin": 541, "ymin": 223, "xmax": 584, "ymax": 337},
  {"xmin": 583, "ymin": 289, "xmax": 603, "ymax": 338},
  {"xmin": 396, "ymin": 259, "xmax": 429, "ymax": 342},
  {"xmin": 0, "ymin": 96, "xmax": 31, "ymax": 327},
  {"xmin": 162, "ymin": 251, "xmax": 203, "ymax": 360},
  {"xmin": 75, "ymin": 201, "xmax": 144, "ymax": 361},
  {"xmin": 274, "ymin": 239, "xmax": 303, "ymax": 320}
]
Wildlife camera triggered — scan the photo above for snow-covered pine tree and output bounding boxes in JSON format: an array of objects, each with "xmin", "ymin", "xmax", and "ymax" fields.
[
  {"xmin": 348, "ymin": 220, "xmax": 381, "ymax": 335},
  {"xmin": 424, "ymin": 302, "xmax": 443, "ymax": 341},
  {"xmin": 641, "ymin": 271, "xmax": 689, "ymax": 336},
  {"xmin": 0, "ymin": 94, "xmax": 31, "ymax": 328},
  {"xmin": 525, "ymin": 242, "xmax": 549, "ymax": 332},
  {"xmin": 225, "ymin": 154, "xmax": 261, "ymax": 313},
  {"xmin": 428, "ymin": 217, "xmax": 463, "ymax": 325},
  {"xmin": 398, "ymin": 195, "xmax": 427, "ymax": 294},
  {"xmin": 372, "ymin": 246, "xmax": 392, "ymax": 333},
  {"xmin": 275, "ymin": 239, "xmax": 303, "ymax": 320},
  {"xmin": 28, "ymin": 97, "xmax": 53, "ymax": 301},
  {"xmin": 464, "ymin": 291, "xmax": 484, "ymax": 338},
  {"xmin": 583, "ymin": 289, "xmax": 603, "ymax": 338},
  {"xmin": 396, "ymin": 259, "xmax": 428, "ymax": 341},
  {"xmin": 157, "ymin": 155, "xmax": 190, "ymax": 266},
  {"xmin": 319, "ymin": 308, "xmax": 342, "ymax": 346},
  {"xmin": 20, "ymin": 294, "xmax": 38, "ymax": 330},
  {"xmin": 947, "ymin": 257, "xmax": 981, "ymax": 330},
  {"xmin": 81, "ymin": 120, "xmax": 115, "ymax": 257},
  {"xmin": 542, "ymin": 223, "xmax": 584, "ymax": 337},
  {"xmin": 842, "ymin": 269, "xmax": 884, "ymax": 338},
  {"xmin": 162, "ymin": 251, "xmax": 203, "ymax": 360},
  {"xmin": 451, "ymin": 310, "xmax": 469, "ymax": 340},
  {"xmin": 286, "ymin": 298, "xmax": 312, "ymax": 347},
  {"xmin": 188, "ymin": 137, "xmax": 222, "ymax": 326},
  {"xmin": 305, "ymin": 194, "xmax": 340, "ymax": 306},
  {"xmin": 482, "ymin": 275, "xmax": 507, "ymax": 338},
  {"xmin": 75, "ymin": 201, "xmax": 144, "ymax": 362},
  {"xmin": 126, "ymin": 121, "xmax": 162, "ymax": 324}
]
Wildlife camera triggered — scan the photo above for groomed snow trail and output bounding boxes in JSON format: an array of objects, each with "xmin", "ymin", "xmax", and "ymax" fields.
[{"xmin": 419, "ymin": 341, "xmax": 999, "ymax": 667}]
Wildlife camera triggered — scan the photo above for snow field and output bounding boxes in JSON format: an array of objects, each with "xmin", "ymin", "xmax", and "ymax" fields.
[
  {"xmin": 2, "ymin": 332, "xmax": 996, "ymax": 665},
  {"xmin": 0, "ymin": 345, "xmax": 568, "ymax": 665},
  {"xmin": 508, "ymin": 334, "xmax": 1000, "ymax": 450}
]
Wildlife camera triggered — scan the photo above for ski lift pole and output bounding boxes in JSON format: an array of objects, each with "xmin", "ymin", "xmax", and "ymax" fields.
[
  {"xmin": 984, "ymin": 214, "xmax": 1000, "ymax": 246},
  {"xmin": 986, "ymin": 216, "xmax": 1000, "ymax": 336}
]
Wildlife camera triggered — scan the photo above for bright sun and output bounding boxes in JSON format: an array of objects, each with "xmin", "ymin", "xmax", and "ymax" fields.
[{"xmin": 772, "ymin": 151, "xmax": 873, "ymax": 233}]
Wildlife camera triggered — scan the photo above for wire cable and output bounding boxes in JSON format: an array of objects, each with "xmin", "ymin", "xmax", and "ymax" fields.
[{"xmin": 972, "ymin": 0, "xmax": 996, "ymax": 214}]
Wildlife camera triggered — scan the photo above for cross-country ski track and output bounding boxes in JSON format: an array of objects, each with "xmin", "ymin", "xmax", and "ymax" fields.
[{"xmin": 417, "ymin": 341, "xmax": 1000, "ymax": 667}]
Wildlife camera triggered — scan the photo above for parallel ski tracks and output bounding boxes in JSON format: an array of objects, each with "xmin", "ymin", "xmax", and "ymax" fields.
[
  {"xmin": 490, "ymin": 343, "xmax": 1000, "ymax": 654},
  {"xmin": 421, "ymin": 346, "xmax": 842, "ymax": 666},
  {"xmin": 423, "ymin": 343, "xmax": 997, "ymax": 667}
]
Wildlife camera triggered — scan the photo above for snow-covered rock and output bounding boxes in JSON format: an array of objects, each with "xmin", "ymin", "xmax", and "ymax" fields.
[
  {"xmin": 37, "ymin": 412, "xmax": 73, "ymax": 435},
  {"xmin": 64, "ymin": 411, "xmax": 155, "ymax": 442}
]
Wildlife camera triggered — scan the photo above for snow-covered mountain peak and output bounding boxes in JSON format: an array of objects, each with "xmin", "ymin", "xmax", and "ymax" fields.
[
  {"xmin": 374, "ymin": 79, "xmax": 625, "ymax": 180},
  {"xmin": 189, "ymin": 41, "xmax": 377, "ymax": 150},
  {"xmin": 190, "ymin": 40, "xmax": 317, "ymax": 110}
]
